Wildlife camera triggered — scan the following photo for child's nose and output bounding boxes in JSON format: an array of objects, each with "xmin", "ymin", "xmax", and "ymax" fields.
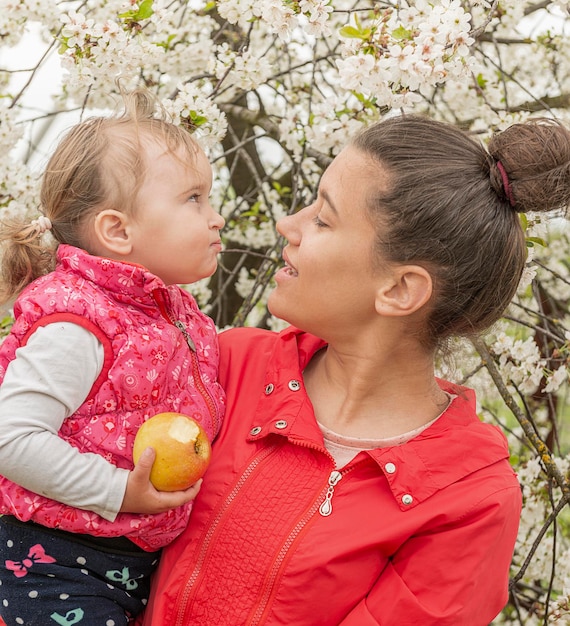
[{"xmin": 211, "ymin": 209, "xmax": 225, "ymax": 230}]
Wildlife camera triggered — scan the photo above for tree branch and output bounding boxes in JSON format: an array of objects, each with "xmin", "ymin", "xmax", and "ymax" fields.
[{"xmin": 471, "ymin": 336, "xmax": 570, "ymax": 498}]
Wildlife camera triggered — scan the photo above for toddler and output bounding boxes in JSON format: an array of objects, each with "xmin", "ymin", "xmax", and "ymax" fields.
[{"xmin": 0, "ymin": 89, "xmax": 225, "ymax": 625}]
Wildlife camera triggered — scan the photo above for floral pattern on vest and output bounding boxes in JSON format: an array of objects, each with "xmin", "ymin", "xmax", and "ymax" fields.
[{"xmin": 0, "ymin": 245, "xmax": 225, "ymax": 551}]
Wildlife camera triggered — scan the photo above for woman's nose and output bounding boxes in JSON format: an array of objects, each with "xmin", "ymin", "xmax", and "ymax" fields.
[
  {"xmin": 276, "ymin": 205, "xmax": 309, "ymax": 240},
  {"xmin": 276, "ymin": 213, "xmax": 293, "ymax": 238}
]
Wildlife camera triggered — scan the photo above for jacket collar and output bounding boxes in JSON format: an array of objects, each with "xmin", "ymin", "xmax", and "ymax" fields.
[{"xmin": 248, "ymin": 326, "xmax": 511, "ymax": 510}]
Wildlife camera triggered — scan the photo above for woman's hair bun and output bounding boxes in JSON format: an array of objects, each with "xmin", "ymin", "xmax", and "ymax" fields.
[{"xmin": 488, "ymin": 118, "xmax": 570, "ymax": 214}]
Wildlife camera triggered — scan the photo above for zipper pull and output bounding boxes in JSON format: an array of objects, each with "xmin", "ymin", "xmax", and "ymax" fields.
[
  {"xmin": 174, "ymin": 320, "xmax": 196, "ymax": 352},
  {"xmin": 319, "ymin": 470, "xmax": 343, "ymax": 517}
]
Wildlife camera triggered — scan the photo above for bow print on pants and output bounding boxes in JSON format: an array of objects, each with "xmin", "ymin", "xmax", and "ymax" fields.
[{"xmin": 5, "ymin": 543, "xmax": 56, "ymax": 577}]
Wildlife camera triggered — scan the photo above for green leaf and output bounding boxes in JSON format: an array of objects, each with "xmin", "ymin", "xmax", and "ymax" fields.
[
  {"xmin": 476, "ymin": 73, "xmax": 487, "ymax": 89},
  {"xmin": 526, "ymin": 236, "xmax": 546, "ymax": 248},
  {"xmin": 0, "ymin": 314, "xmax": 14, "ymax": 337},
  {"xmin": 243, "ymin": 201, "xmax": 262, "ymax": 216},
  {"xmin": 189, "ymin": 111, "xmax": 207, "ymax": 127},
  {"xmin": 136, "ymin": 0, "xmax": 154, "ymax": 21},
  {"xmin": 155, "ymin": 34, "xmax": 176, "ymax": 50},
  {"xmin": 352, "ymin": 92, "xmax": 377, "ymax": 108},
  {"xmin": 119, "ymin": 0, "xmax": 154, "ymax": 21},
  {"xmin": 339, "ymin": 25, "xmax": 371, "ymax": 40},
  {"xmin": 272, "ymin": 182, "xmax": 291, "ymax": 195},
  {"xmin": 392, "ymin": 25, "xmax": 412, "ymax": 40}
]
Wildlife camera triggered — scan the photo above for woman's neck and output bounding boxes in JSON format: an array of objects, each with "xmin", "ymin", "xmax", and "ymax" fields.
[{"xmin": 303, "ymin": 340, "xmax": 449, "ymax": 440}]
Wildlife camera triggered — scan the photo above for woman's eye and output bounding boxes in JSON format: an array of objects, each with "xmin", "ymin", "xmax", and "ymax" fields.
[{"xmin": 313, "ymin": 215, "xmax": 328, "ymax": 228}]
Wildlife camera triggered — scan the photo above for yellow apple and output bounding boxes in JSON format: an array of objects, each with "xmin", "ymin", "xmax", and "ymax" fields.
[{"xmin": 133, "ymin": 412, "xmax": 212, "ymax": 491}]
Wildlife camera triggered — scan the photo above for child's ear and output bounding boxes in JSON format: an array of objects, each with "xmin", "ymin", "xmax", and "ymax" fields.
[
  {"xmin": 375, "ymin": 265, "xmax": 433, "ymax": 317},
  {"xmin": 93, "ymin": 210, "xmax": 133, "ymax": 257}
]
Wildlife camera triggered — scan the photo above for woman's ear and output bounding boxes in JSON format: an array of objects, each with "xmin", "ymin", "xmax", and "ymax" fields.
[
  {"xmin": 375, "ymin": 265, "xmax": 433, "ymax": 317},
  {"xmin": 93, "ymin": 209, "xmax": 133, "ymax": 257}
]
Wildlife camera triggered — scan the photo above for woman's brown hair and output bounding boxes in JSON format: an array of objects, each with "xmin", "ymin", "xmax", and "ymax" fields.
[{"xmin": 352, "ymin": 115, "xmax": 570, "ymax": 346}]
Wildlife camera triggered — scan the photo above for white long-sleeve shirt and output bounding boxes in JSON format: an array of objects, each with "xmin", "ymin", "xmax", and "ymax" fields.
[{"xmin": 0, "ymin": 322, "xmax": 128, "ymax": 521}]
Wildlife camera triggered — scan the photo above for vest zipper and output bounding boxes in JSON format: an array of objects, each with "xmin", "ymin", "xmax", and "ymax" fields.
[
  {"xmin": 152, "ymin": 290, "xmax": 219, "ymax": 432},
  {"xmin": 173, "ymin": 319, "xmax": 196, "ymax": 352},
  {"xmin": 164, "ymin": 311, "xmax": 219, "ymax": 431}
]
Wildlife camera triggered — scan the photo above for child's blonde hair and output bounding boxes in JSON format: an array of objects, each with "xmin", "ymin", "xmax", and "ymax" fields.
[{"xmin": 0, "ymin": 89, "xmax": 200, "ymax": 305}]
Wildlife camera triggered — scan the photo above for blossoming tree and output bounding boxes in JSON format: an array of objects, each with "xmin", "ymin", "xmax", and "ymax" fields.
[{"xmin": 1, "ymin": 0, "xmax": 570, "ymax": 621}]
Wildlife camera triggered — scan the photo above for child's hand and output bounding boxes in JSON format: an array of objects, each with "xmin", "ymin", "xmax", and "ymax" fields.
[{"xmin": 120, "ymin": 447, "xmax": 202, "ymax": 514}]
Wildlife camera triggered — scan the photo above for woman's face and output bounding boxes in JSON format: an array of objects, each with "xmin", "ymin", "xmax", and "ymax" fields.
[{"xmin": 269, "ymin": 146, "xmax": 391, "ymax": 336}]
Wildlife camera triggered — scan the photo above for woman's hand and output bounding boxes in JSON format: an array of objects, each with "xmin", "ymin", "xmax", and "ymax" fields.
[{"xmin": 120, "ymin": 447, "xmax": 202, "ymax": 514}]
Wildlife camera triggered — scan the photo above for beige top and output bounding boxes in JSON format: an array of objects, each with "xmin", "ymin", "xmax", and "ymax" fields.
[{"xmin": 318, "ymin": 394, "xmax": 455, "ymax": 468}]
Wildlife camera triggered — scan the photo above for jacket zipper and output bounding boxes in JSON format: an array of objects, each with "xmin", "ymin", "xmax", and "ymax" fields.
[
  {"xmin": 174, "ymin": 433, "xmax": 365, "ymax": 624},
  {"xmin": 174, "ymin": 444, "xmax": 278, "ymax": 626},
  {"xmin": 152, "ymin": 290, "xmax": 219, "ymax": 433},
  {"xmin": 319, "ymin": 462, "xmax": 362, "ymax": 517},
  {"xmin": 289, "ymin": 437, "xmax": 364, "ymax": 517},
  {"xmin": 319, "ymin": 469, "xmax": 343, "ymax": 516},
  {"xmin": 249, "ymin": 458, "xmax": 365, "ymax": 625}
]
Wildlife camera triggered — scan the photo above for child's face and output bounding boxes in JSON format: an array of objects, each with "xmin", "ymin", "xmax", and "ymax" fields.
[{"xmin": 129, "ymin": 140, "xmax": 225, "ymax": 285}]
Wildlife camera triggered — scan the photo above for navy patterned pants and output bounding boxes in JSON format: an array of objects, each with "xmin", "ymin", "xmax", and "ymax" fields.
[{"xmin": 0, "ymin": 517, "xmax": 159, "ymax": 626}]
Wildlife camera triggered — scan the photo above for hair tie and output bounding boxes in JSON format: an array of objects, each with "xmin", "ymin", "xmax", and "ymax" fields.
[
  {"xmin": 496, "ymin": 161, "xmax": 515, "ymax": 207},
  {"xmin": 31, "ymin": 216, "xmax": 52, "ymax": 234}
]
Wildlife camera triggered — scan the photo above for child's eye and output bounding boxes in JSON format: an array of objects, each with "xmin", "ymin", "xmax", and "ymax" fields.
[
  {"xmin": 188, "ymin": 194, "xmax": 200, "ymax": 203},
  {"xmin": 313, "ymin": 215, "xmax": 328, "ymax": 228}
]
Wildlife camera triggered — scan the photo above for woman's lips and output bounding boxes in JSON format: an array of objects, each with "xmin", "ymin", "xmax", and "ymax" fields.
[{"xmin": 282, "ymin": 251, "xmax": 298, "ymax": 276}]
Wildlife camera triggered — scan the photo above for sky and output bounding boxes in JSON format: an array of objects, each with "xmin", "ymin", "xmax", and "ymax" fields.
[{"xmin": 1, "ymin": 22, "xmax": 72, "ymax": 172}]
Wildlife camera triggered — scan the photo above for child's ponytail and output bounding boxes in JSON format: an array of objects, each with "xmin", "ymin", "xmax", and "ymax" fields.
[{"xmin": 0, "ymin": 214, "xmax": 56, "ymax": 305}]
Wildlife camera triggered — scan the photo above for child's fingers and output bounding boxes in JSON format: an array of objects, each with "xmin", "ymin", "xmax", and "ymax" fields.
[{"xmin": 132, "ymin": 447, "xmax": 156, "ymax": 482}]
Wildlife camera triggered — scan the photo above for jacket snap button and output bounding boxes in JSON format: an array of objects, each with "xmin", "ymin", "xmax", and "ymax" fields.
[
  {"xmin": 402, "ymin": 494, "xmax": 413, "ymax": 505},
  {"xmin": 385, "ymin": 462, "xmax": 396, "ymax": 474},
  {"xmin": 288, "ymin": 380, "xmax": 301, "ymax": 391},
  {"xmin": 264, "ymin": 384, "xmax": 274, "ymax": 395},
  {"xmin": 250, "ymin": 426, "xmax": 262, "ymax": 436},
  {"xmin": 275, "ymin": 420, "xmax": 288, "ymax": 429}
]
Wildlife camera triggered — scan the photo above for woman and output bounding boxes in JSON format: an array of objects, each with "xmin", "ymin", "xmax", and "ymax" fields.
[{"xmin": 143, "ymin": 115, "xmax": 570, "ymax": 625}]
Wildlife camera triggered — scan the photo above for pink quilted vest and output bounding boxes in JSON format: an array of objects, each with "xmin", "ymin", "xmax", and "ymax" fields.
[{"xmin": 0, "ymin": 244, "xmax": 225, "ymax": 551}]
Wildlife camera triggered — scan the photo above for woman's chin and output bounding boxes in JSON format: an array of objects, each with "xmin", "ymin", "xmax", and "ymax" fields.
[
  {"xmin": 267, "ymin": 292, "xmax": 294, "ymax": 325},
  {"xmin": 267, "ymin": 296, "xmax": 284, "ymax": 319}
]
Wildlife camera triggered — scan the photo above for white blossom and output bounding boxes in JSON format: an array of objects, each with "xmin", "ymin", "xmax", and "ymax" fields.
[{"xmin": 543, "ymin": 365, "xmax": 569, "ymax": 393}]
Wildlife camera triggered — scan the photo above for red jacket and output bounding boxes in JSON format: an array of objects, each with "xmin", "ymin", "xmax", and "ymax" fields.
[{"xmin": 143, "ymin": 326, "xmax": 522, "ymax": 625}]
